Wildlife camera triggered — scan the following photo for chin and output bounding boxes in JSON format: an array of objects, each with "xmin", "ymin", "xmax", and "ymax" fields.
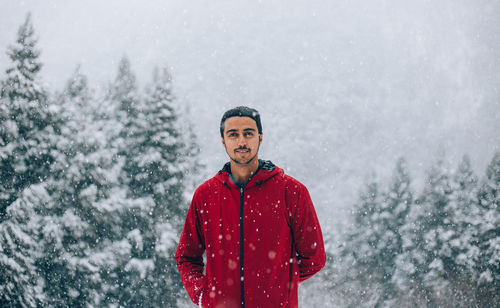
[{"xmin": 237, "ymin": 155, "xmax": 258, "ymax": 165}]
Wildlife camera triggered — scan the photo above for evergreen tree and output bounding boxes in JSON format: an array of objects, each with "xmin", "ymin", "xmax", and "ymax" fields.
[
  {"xmin": 0, "ymin": 184, "xmax": 49, "ymax": 307},
  {"xmin": 174, "ymin": 103, "xmax": 203, "ymax": 197},
  {"xmin": 425, "ymin": 155, "xmax": 481, "ymax": 305},
  {"xmin": 104, "ymin": 56, "xmax": 140, "ymax": 180},
  {"xmin": 33, "ymin": 68, "xmax": 113, "ymax": 307},
  {"xmin": 109, "ymin": 56, "xmax": 139, "ymax": 143},
  {"xmin": 422, "ymin": 157, "xmax": 454, "ymax": 293},
  {"xmin": 110, "ymin": 66, "xmax": 190, "ymax": 307},
  {"xmin": 0, "ymin": 13, "xmax": 56, "ymax": 220},
  {"xmin": 345, "ymin": 159, "xmax": 414, "ymax": 306},
  {"xmin": 447, "ymin": 156, "xmax": 480, "ymax": 275},
  {"xmin": 395, "ymin": 157, "xmax": 453, "ymax": 305},
  {"xmin": 1, "ymin": 13, "xmax": 44, "ymax": 102},
  {"xmin": 374, "ymin": 157, "xmax": 413, "ymax": 305},
  {"xmin": 342, "ymin": 174, "xmax": 385, "ymax": 305},
  {"xmin": 350, "ymin": 175, "xmax": 381, "ymax": 267},
  {"xmin": 475, "ymin": 152, "xmax": 500, "ymax": 305},
  {"xmin": 123, "ymin": 67, "xmax": 187, "ymax": 216}
]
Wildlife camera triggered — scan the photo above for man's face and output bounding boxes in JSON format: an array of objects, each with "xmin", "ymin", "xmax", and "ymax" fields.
[{"xmin": 222, "ymin": 116, "xmax": 262, "ymax": 165}]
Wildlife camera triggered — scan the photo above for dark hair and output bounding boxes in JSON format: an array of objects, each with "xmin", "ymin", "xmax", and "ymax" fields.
[{"xmin": 220, "ymin": 106, "xmax": 262, "ymax": 137}]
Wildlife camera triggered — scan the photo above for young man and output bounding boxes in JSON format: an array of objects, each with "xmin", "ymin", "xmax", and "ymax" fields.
[{"xmin": 175, "ymin": 106, "xmax": 326, "ymax": 308}]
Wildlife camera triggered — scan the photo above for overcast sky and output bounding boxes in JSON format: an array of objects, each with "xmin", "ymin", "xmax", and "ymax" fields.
[{"xmin": 1, "ymin": 0, "xmax": 499, "ymax": 231}]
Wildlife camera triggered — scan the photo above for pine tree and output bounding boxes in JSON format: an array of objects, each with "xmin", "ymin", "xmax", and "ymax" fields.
[
  {"xmin": 0, "ymin": 184, "xmax": 49, "ymax": 307},
  {"xmin": 396, "ymin": 157, "xmax": 453, "ymax": 304},
  {"xmin": 1, "ymin": 13, "xmax": 44, "ymax": 102},
  {"xmin": 0, "ymin": 13, "xmax": 56, "ymax": 220},
  {"xmin": 426, "ymin": 155, "xmax": 481, "ymax": 305},
  {"xmin": 344, "ymin": 159, "xmax": 414, "ymax": 306},
  {"xmin": 374, "ymin": 157, "xmax": 413, "ymax": 305},
  {"xmin": 447, "ymin": 156, "xmax": 480, "ymax": 274},
  {"xmin": 33, "ymin": 68, "xmax": 111, "ymax": 307},
  {"xmin": 110, "ymin": 56, "xmax": 139, "ymax": 143},
  {"xmin": 350, "ymin": 175, "xmax": 381, "ymax": 267},
  {"xmin": 103, "ymin": 56, "xmax": 140, "ymax": 179},
  {"xmin": 475, "ymin": 152, "xmax": 500, "ymax": 305},
  {"xmin": 174, "ymin": 103, "xmax": 203, "ymax": 199},
  {"xmin": 110, "ymin": 66, "xmax": 190, "ymax": 307},
  {"xmin": 0, "ymin": 14, "xmax": 62, "ymax": 306},
  {"xmin": 123, "ymin": 67, "xmax": 186, "ymax": 216},
  {"xmin": 342, "ymin": 174, "xmax": 385, "ymax": 305}
]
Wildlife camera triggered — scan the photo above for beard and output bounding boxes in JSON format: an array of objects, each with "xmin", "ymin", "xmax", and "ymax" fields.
[
  {"xmin": 226, "ymin": 145, "xmax": 260, "ymax": 166},
  {"xmin": 230, "ymin": 152, "xmax": 257, "ymax": 165}
]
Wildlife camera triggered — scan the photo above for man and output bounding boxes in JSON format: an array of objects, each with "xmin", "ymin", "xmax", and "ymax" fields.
[{"xmin": 175, "ymin": 106, "xmax": 326, "ymax": 308}]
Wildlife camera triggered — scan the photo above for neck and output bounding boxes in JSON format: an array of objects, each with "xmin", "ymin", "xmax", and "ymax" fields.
[{"xmin": 230, "ymin": 157, "xmax": 259, "ymax": 184}]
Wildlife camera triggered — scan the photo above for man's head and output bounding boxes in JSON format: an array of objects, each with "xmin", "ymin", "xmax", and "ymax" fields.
[
  {"xmin": 220, "ymin": 106, "xmax": 263, "ymax": 165},
  {"xmin": 220, "ymin": 106, "xmax": 262, "ymax": 137}
]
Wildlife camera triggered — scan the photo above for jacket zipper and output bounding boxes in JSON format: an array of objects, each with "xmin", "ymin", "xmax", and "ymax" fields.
[{"xmin": 240, "ymin": 187, "xmax": 245, "ymax": 308}]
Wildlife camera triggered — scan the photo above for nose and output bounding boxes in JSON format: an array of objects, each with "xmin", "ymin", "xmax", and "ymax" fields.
[{"xmin": 237, "ymin": 135, "xmax": 247, "ymax": 147}]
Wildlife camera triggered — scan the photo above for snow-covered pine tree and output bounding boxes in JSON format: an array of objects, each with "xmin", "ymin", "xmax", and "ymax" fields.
[
  {"xmin": 475, "ymin": 152, "xmax": 500, "ymax": 306},
  {"xmin": 343, "ymin": 158, "xmax": 414, "ymax": 306},
  {"xmin": 122, "ymin": 66, "xmax": 186, "ymax": 218},
  {"xmin": 397, "ymin": 157, "xmax": 453, "ymax": 305},
  {"xmin": 31, "ymin": 67, "xmax": 115, "ymax": 307},
  {"xmin": 0, "ymin": 14, "xmax": 63, "ymax": 306},
  {"xmin": 1, "ymin": 13, "xmax": 44, "ymax": 102},
  {"xmin": 0, "ymin": 183, "xmax": 50, "ymax": 307},
  {"xmin": 66, "ymin": 57, "xmax": 153, "ymax": 307},
  {"xmin": 349, "ymin": 175, "xmax": 381, "ymax": 268},
  {"xmin": 0, "ymin": 13, "xmax": 56, "ymax": 220},
  {"xmin": 51, "ymin": 65, "xmax": 94, "ymax": 164},
  {"xmin": 439, "ymin": 155, "xmax": 481, "ymax": 304},
  {"xmin": 109, "ymin": 56, "xmax": 139, "ymax": 150},
  {"xmin": 113, "ymin": 66, "xmax": 190, "ymax": 307},
  {"xmin": 340, "ymin": 174, "xmax": 385, "ymax": 306},
  {"xmin": 173, "ymin": 102, "xmax": 203, "ymax": 206},
  {"xmin": 374, "ymin": 157, "xmax": 413, "ymax": 305},
  {"xmin": 112, "ymin": 57, "xmax": 138, "ymax": 117}
]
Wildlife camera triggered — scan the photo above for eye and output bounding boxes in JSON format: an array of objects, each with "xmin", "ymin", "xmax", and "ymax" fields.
[
  {"xmin": 244, "ymin": 132, "xmax": 254, "ymax": 137},
  {"xmin": 229, "ymin": 132, "xmax": 238, "ymax": 137}
]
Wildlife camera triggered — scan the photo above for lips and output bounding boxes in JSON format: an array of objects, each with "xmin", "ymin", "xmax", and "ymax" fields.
[{"xmin": 235, "ymin": 148, "xmax": 250, "ymax": 153}]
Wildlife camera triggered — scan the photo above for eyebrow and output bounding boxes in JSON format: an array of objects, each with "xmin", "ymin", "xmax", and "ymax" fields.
[{"xmin": 225, "ymin": 128, "xmax": 257, "ymax": 134}]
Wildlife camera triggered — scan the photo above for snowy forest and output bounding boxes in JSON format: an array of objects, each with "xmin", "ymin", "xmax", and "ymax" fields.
[{"xmin": 1, "ymin": 12, "xmax": 499, "ymax": 308}]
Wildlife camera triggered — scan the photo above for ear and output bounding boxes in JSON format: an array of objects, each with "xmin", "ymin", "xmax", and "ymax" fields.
[
  {"xmin": 259, "ymin": 133, "xmax": 263, "ymax": 144},
  {"xmin": 221, "ymin": 137, "xmax": 225, "ymax": 146}
]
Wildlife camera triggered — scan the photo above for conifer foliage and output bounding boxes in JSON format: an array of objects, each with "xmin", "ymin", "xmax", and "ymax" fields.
[
  {"xmin": 1, "ymin": 13, "xmax": 44, "ymax": 102},
  {"xmin": 0, "ymin": 13, "xmax": 59, "ymax": 305},
  {"xmin": 475, "ymin": 152, "xmax": 500, "ymax": 305},
  {"xmin": 1, "ymin": 12, "xmax": 498, "ymax": 308},
  {"xmin": 0, "ymin": 13, "xmax": 56, "ymax": 220},
  {"xmin": 0, "ymin": 14, "xmax": 198, "ymax": 307},
  {"xmin": 338, "ymin": 153, "xmax": 500, "ymax": 307}
]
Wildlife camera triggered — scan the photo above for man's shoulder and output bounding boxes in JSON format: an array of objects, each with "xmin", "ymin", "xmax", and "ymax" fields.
[
  {"xmin": 281, "ymin": 173, "xmax": 306, "ymax": 187},
  {"xmin": 270, "ymin": 171, "xmax": 308, "ymax": 192}
]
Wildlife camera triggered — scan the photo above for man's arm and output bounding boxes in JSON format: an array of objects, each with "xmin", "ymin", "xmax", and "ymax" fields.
[
  {"xmin": 289, "ymin": 182, "xmax": 326, "ymax": 282},
  {"xmin": 175, "ymin": 193, "xmax": 206, "ymax": 304}
]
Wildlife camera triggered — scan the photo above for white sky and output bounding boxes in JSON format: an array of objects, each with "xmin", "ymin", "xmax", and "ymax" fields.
[{"xmin": 1, "ymin": 0, "xmax": 499, "ymax": 232}]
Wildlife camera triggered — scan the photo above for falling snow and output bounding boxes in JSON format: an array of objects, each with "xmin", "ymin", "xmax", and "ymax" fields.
[{"xmin": 1, "ymin": 1, "xmax": 499, "ymax": 307}]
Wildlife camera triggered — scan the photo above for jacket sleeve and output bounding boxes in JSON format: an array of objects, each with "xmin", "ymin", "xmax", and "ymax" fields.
[
  {"xmin": 289, "ymin": 182, "xmax": 326, "ymax": 283},
  {"xmin": 175, "ymin": 190, "xmax": 206, "ymax": 304}
]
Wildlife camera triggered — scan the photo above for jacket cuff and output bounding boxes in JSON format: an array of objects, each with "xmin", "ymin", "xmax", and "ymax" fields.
[
  {"xmin": 188, "ymin": 275, "xmax": 205, "ymax": 305},
  {"xmin": 198, "ymin": 291, "xmax": 203, "ymax": 307}
]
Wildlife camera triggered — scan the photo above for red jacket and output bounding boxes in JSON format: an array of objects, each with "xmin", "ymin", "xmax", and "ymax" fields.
[{"xmin": 175, "ymin": 160, "xmax": 326, "ymax": 308}]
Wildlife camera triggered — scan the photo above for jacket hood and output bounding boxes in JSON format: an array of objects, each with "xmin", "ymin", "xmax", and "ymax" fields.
[{"xmin": 214, "ymin": 159, "xmax": 283, "ymax": 189}]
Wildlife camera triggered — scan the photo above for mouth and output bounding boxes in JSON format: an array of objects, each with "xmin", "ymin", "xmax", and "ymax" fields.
[{"xmin": 235, "ymin": 149, "xmax": 250, "ymax": 154}]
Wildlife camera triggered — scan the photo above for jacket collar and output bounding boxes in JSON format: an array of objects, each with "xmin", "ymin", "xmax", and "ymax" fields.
[{"xmin": 215, "ymin": 159, "xmax": 282, "ymax": 189}]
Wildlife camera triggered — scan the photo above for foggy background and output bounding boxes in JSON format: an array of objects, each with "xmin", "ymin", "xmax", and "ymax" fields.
[{"xmin": 1, "ymin": 0, "xmax": 499, "ymax": 238}]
